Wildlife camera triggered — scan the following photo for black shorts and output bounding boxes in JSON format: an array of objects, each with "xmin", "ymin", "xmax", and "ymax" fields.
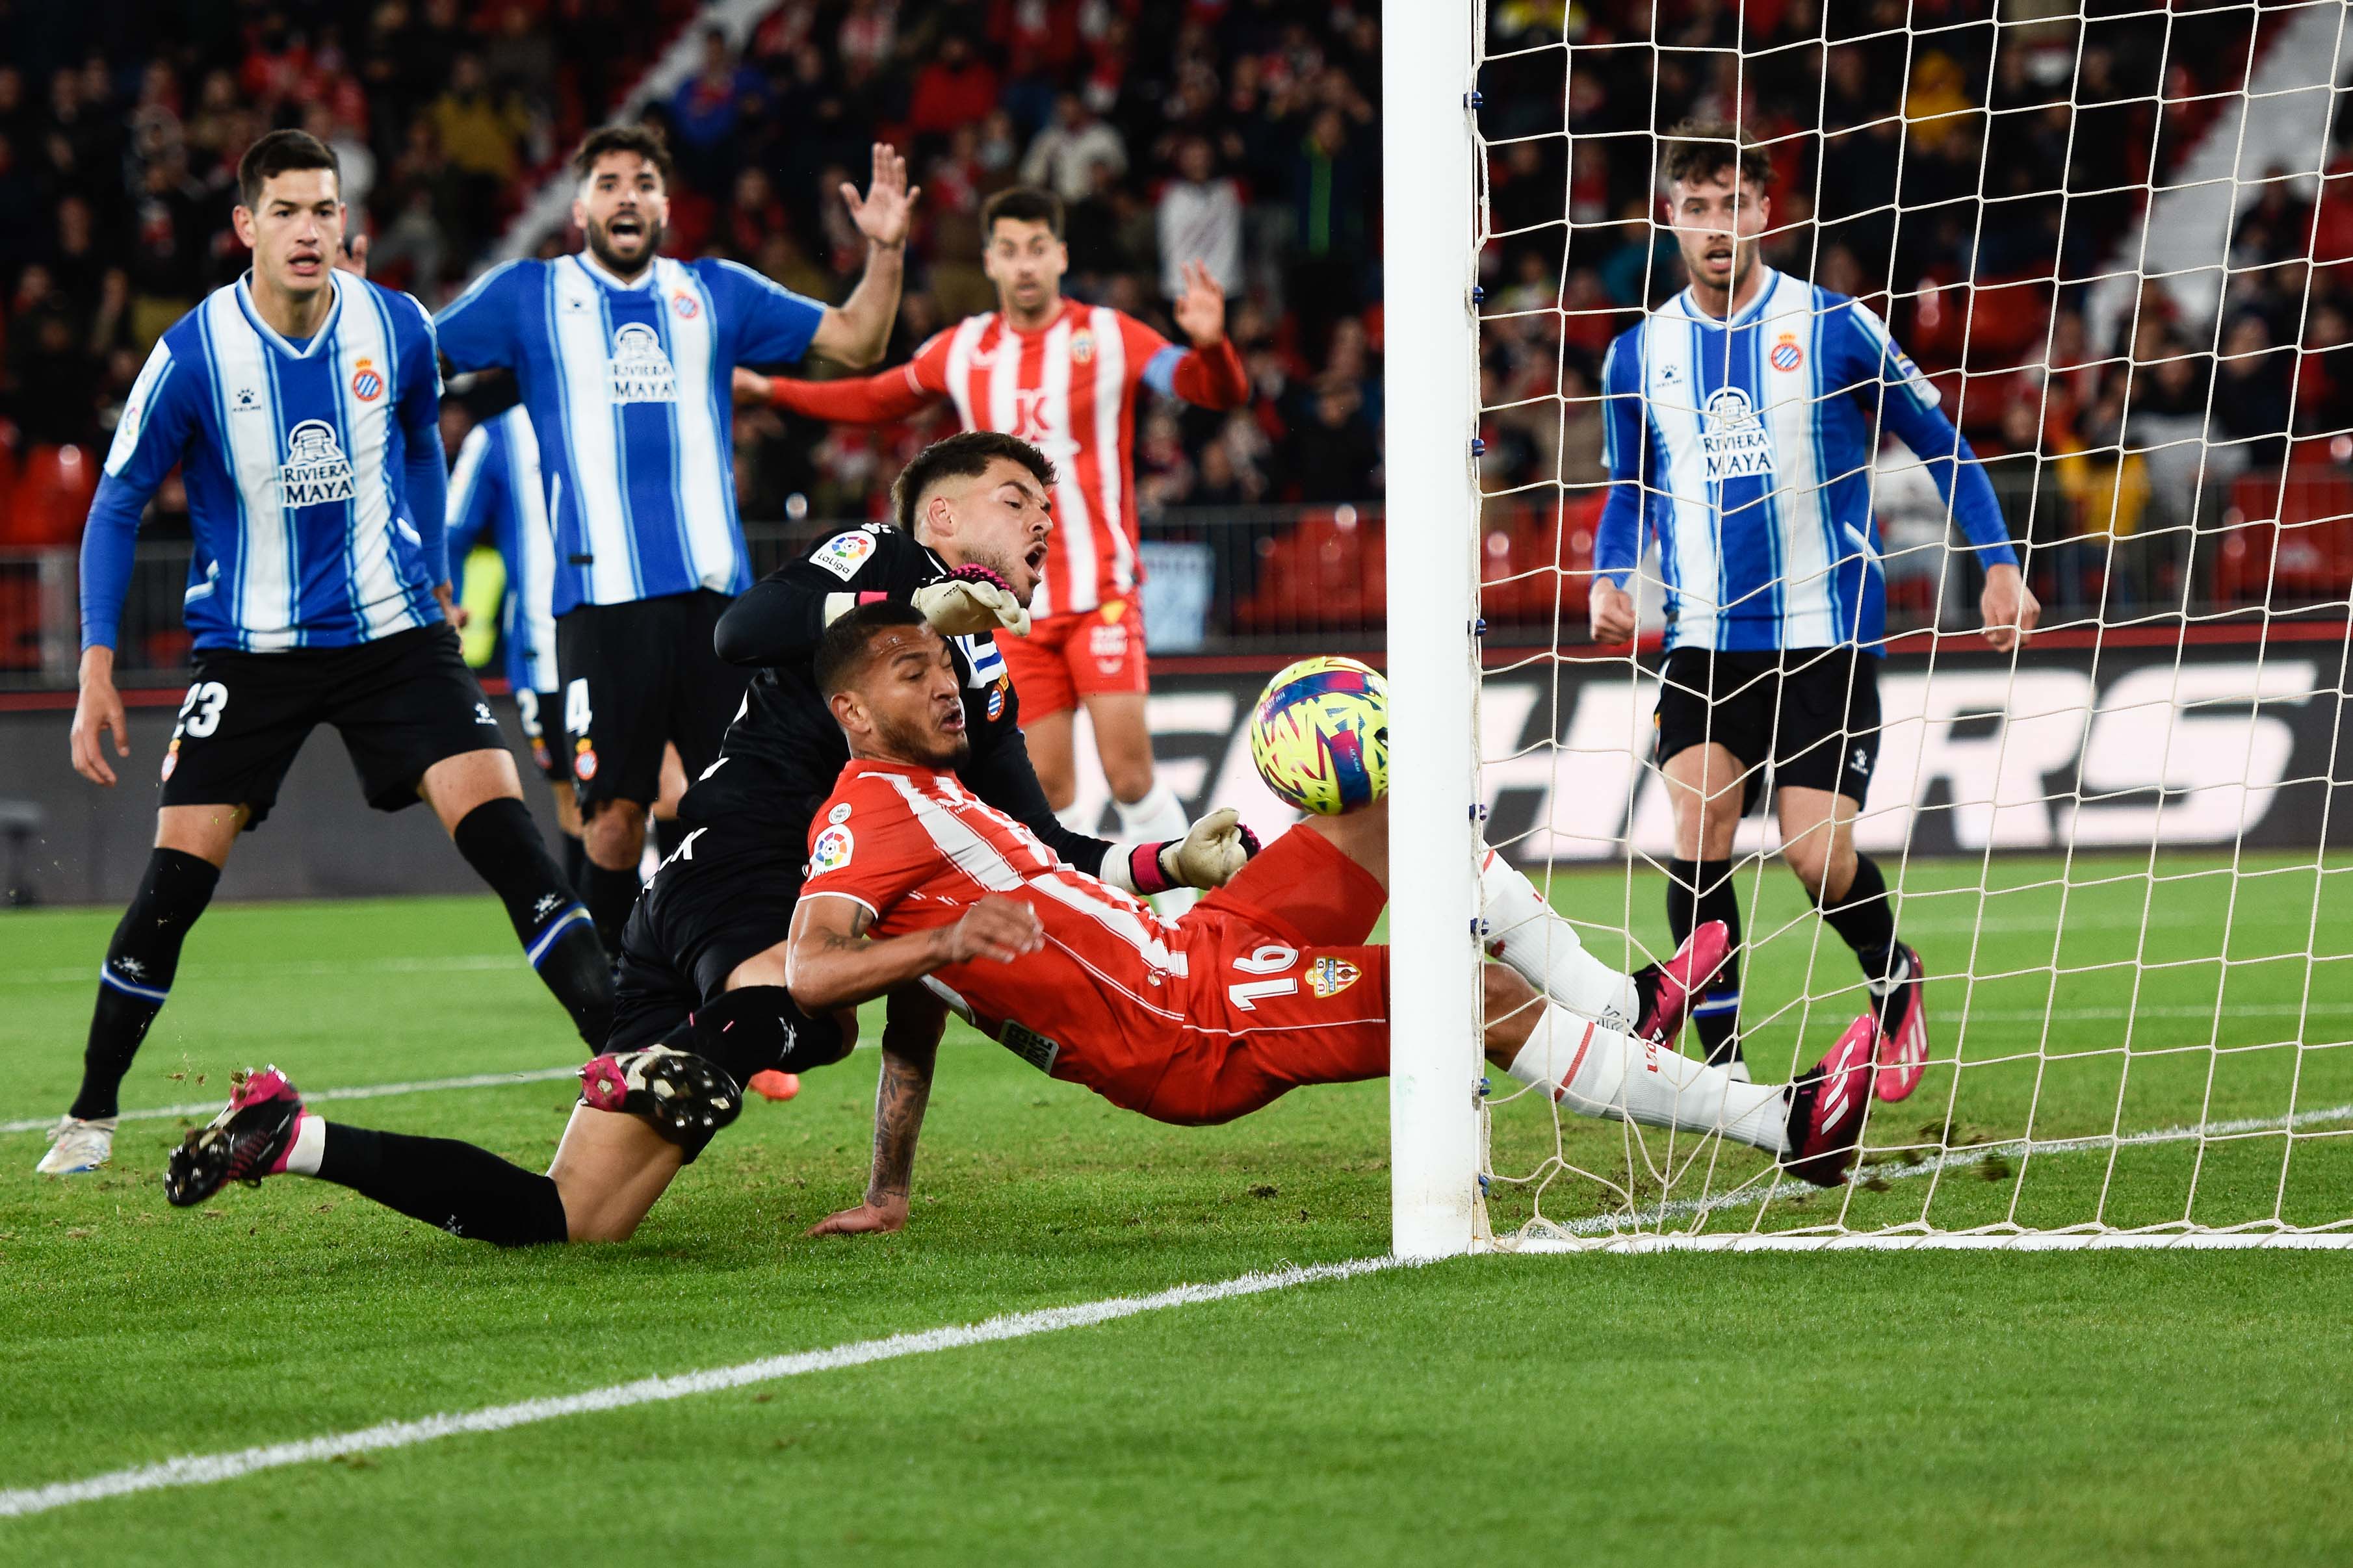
[
  {"xmin": 556, "ymin": 589, "xmax": 749, "ymax": 815},
  {"xmin": 158, "ymin": 624, "xmax": 504, "ymax": 829},
  {"xmin": 512, "ymin": 688, "xmax": 571, "ymax": 785},
  {"xmin": 609, "ymin": 815, "xmax": 843, "ymax": 1085},
  {"xmin": 1653, "ymin": 646, "xmax": 1881, "ymax": 814}
]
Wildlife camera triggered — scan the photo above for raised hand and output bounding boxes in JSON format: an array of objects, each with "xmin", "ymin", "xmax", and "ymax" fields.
[
  {"xmin": 1172, "ymin": 259, "xmax": 1227, "ymax": 345},
  {"xmin": 840, "ymin": 142, "xmax": 920, "ymax": 250}
]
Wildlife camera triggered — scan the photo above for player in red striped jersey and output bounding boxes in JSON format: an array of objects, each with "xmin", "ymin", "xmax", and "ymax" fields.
[
  {"xmin": 734, "ymin": 186, "xmax": 1249, "ymax": 884},
  {"xmin": 783, "ymin": 606, "xmax": 1883, "ymax": 1235}
]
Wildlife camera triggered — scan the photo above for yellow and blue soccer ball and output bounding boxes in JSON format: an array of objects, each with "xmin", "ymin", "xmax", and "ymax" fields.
[{"xmin": 1249, "ymin": 656, "xmax": 1388, "ymax": 816}]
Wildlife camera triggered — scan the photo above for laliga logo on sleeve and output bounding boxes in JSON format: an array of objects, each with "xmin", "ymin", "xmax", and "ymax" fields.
[
  {"xmin": 810, "ymin": 824, "xmax": 855, "ymax": 875},
  {"xmin": 350, "ymin": 357, "xmax": 385, "ymax": 401},
  {"xmin": 812, "ymin": 530, "xmax": 876, "ymax": 581}
]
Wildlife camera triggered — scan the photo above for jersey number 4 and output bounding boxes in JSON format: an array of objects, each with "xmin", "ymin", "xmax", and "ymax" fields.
[{"xmin": 1227, "ymin": 944, "xmax": 1299, "ymax": 1010}]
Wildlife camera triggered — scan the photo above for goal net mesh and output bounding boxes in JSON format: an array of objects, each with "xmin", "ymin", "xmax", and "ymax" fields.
[{"xmin": 1465, "ymin": 0, "xmax": 2353, "ymax": 1246}]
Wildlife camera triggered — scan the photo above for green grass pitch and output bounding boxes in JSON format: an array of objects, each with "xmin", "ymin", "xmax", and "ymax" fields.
[{"xmin": 4, "ymin": 855, "xmax": 2350, "ymax": 1563}]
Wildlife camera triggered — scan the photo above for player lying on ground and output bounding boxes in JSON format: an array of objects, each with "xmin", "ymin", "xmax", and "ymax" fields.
[
  {"xmin": 41, "ymin": 131, "xmax": 611, "ymax": 1178},
  {"xmin": 1586, "ymin": 120, "xmax": 2038, "ymax": 1100},
  {"xmin": 151, "ymin": 610, "xmax": 1770, "ymax": 1244},
  {"xmin": 152, "ymin": 439, "xmax": 1269, "ymax": 1244},
  {"xmin": 781, "ymin": 607, "xmax": 1878, "ymax": 1236}
]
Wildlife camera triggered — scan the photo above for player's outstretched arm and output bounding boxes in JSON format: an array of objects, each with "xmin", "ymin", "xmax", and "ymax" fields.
[
  {"xmin": 809, "ymin": 988, "xmax": 946, "ymax": 1237},
  {"xmin": 806, "ymin": 143, "xmax": 918, "ymax": 370},
  {"xmin": 785, "ymin": 892, "xmax": 1042, "ymax": 1016},
  {"xmin": 731, "ymin": 363, "xmax": 939, "ymax": 424}
]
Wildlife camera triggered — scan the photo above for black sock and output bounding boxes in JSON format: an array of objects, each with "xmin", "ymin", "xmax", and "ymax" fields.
[
  {"xmin": 562, "ymin": 831, "xmax": 586, "ymax": 895},
  {"xmin": 1821, "ymin": 852, "xmax": 1899, "ymax": 981},
  {"xmin": 581, "ymin": 859, "xmax": 644, "ymax": 957},
  {"xmin": 1666, "ymin": 856, "xmax": 1743, "ymax": 1067},
  {"xmin": 70, "ymin": 848, "xmax": 220, "ymax": 1120},
  {"xmin": 315, "ymin": 1122, "xmax": 569, "ymax": 1247},
  {"xmin": 653, "ymin": 816, "xmax": 689, "ymax": 861},
  {"xmin": 452, "ymin": 798, "xmax": 614, "ymax": 1048}
]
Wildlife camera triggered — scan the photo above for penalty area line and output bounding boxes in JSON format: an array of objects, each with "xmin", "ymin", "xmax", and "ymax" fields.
[{"xmin": 0, "ymin": 1255, "xmax": 1403, "ymax": 1521}]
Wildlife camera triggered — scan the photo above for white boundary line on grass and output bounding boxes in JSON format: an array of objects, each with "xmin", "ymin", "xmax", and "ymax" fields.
[
  {"xmin": 0, "ymin": 1255, "xmax": 1403, "ymax": 1521},
  {"xmin": 0, "ymin": 1069, "xmax": 582, "ymax": 1136}
]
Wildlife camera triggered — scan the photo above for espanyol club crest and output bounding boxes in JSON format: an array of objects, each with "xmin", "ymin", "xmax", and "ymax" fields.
[
  {"xmin": 1069, "ymin": 328, "xmax": 1094, "ymax": 365},
  {"xmin": 985, "ymin": 680, "xmax": 1007, "ymax": 722},
  {"xmin": 350, "ymin": 357, "xmax": 384, "ymax": 401},
  {"xmin": 671, "ymin": 290, "xmax": 699, "ymax": 319},
  {"xmin": 573, "ymin": 738, "xmax": 599, "ymax": 781},
  {"xmin": 159, "ymin": 738, "xmax": 180, "ymax": 782},
  {"xmin": 1770, "ymin": 334, "xmax": 1803, "ymax": 372},
  {"xmin": 1306, "ymin": 956, "xmax": 1360, "ymax": 999}
]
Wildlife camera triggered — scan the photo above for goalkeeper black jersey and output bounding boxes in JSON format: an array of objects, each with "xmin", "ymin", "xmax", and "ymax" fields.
[{"xmin": 677, "ymin": 521, "xmax": 1115, "ymax": 877}]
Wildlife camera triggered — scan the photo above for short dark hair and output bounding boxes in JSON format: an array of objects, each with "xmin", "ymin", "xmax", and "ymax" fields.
[
  {"xmin": 571, "ymin": 123, "xmax": 673, "ymax": 187},
  {"xmin": 237, "ymin": 129, "xmax": 340, "ymax": 211},
  {"xmin": 1660, "ymin": 120, "xmax": 1773, "ymax": 194},
  {"xmin": 890, "ymin": 431, "xmax": 1057, "ymax": 532},
  {"xmin": 814, "ymin": 600, "xmax": 931, "ymax": 701},
  {"xmin": 981, "ymin": 185, "xmax": 1065, "ymax": 241}
]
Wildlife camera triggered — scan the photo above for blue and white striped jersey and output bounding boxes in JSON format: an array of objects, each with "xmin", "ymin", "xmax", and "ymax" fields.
[
  {"xmin": 447, "ymin": 406, "xmax": 558, "ymax": 695},
  {"xmin": 81, "ymin": 273, "xmax": 448, "ymax": 653},
  {"xmin": 434, "ymin": 253, "xmax": 827, "ymax": 617},
  {"xmin": 1594, "ymin": 266, "xmax": 2016, "ymax": 653}
]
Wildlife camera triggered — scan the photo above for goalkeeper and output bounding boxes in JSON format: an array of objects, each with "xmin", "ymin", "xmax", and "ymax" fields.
[{"xmin": 1587, "ymin": 120, "xmax": 2039, "ymax": 1101}]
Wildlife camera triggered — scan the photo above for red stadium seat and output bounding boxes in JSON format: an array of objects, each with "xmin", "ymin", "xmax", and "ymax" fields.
[
  {"xmin": 3, "ymin": 444, "xmax": 96, "ymax": 547},
  {"xmin": 1231, "ymin": 508, "xmax": 1388, "ymax": 634}
]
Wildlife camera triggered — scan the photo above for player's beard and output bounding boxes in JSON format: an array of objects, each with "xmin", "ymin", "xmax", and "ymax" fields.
[
  {"xmin": 876, "ymin": 709, "xmax": 972, "ymax": 770},
  {"xmin": 585, "ymin": 213, "xmax": 667, "ymax": 279}
]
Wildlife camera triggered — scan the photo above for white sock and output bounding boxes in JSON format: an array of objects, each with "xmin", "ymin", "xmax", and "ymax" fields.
[
  {"xmin": 1503, "ymin": 1001, "xmax": 1788, "ymax": 1154},
  {"xmin": 1115, "ymin": 781, "xmax": 1189, "ymax": 842},
  {"xmin": 1480, "ymin": 851, "xmax": 1639, "ymax": 1031},
  {"xmin": 1056, "ymin": 803, "xmax": 1098, "ymax": 836},
  {"xmin": 283, "ymin": 1112, "xmax": 326, "ymax": 1176},
  {"xmin": 1115, "ymin": 784, "xmax": 1198, "ymax": 916}
]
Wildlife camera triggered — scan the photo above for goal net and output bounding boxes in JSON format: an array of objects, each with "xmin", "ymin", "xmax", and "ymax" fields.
[{"xmin": 1383, "ymin": 0, "xmax": 2353, "ymax": 1252}]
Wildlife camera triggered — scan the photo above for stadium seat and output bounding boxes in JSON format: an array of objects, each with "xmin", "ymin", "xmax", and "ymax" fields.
[
  {"xmin": 5, "ymin": 444, "xmax": 96, "ymax": 548},
  {"xmin": 1230, "ymin": 508, "xmax": 1388, "ymax": 634}
]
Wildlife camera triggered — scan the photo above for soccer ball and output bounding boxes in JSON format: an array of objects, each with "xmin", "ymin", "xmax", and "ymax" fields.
[{"xmin": 1249, "ymin": 656, "xmax": 1388, "ymax": 816}]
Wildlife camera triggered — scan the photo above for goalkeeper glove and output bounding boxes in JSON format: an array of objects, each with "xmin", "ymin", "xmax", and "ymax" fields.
[
  {"xmin": 911, "ymin": 564, "xmax": 1031, "ymax": 637},
  {"xmin": 1108, "ymin": 808, "xmax": 1261, "ymax": 895}
]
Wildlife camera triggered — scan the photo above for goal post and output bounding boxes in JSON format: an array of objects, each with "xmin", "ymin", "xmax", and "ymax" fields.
[
  {"xmin": 1384, "ymin": 0, "xmax": 2353, "ymax": 1252},
  {"xmin": 1381, "ymin": 0, "xmax": 1485, "ymax": 1259}
]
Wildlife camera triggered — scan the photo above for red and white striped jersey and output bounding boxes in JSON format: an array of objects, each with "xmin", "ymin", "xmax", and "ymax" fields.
[
  {"xmin": 911, "ymin": 300, "xmax": 1162, "ymax": 616},
  {"xmin": 800, "ymin": 758, "xmax": 1194, "ymax": 1077}
]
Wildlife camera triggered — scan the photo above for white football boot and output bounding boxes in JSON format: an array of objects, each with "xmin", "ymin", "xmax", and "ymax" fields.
[{"xmin": 34, "ymin": 1116, "xmax": 117, "ymax": 1175}]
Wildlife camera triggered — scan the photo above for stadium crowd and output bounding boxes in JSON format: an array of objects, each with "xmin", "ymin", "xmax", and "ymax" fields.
[{"xmin": 1, "ymin": 0, "xmax": 2349, "ymax": 627}]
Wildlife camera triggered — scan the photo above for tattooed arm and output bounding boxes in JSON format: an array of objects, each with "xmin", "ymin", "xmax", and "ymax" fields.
[
  {"xmin": 785, "ymin": 892, "xmax": 1042, "ymax": 1016},
  {"xmin": 808, "ymin": 988, "xmax": 948, "ymax": 1237}
]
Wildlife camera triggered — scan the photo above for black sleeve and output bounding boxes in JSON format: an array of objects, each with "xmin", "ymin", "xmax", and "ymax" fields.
[
  {"xmin": 713, "ymin": 526, "xmax": 930, "ymax": 667},
  {"xmin": 964, "ymin": 726, "xmax": 1118, "ymax": 879}
]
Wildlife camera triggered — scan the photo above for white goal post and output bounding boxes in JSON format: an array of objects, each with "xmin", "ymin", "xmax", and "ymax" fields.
[{"xmin": 1383, "ymin": 0, "xmax": 2353, "ymax": 1254}]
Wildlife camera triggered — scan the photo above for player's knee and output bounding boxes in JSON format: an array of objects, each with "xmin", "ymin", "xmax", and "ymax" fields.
[
  {"xmin": 1785, "ymin": 838, "xmax": 1840, "ymax": 897},
  {"xmin": 1103, "ymin": 756, "xmax": 1156, "ymax": 804}
]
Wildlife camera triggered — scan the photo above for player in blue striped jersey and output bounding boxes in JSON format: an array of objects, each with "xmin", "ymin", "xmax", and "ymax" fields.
[
  {"xmin": 1587, "ymin": 122, "xmax": 2040, "ymax": 1099},
  {"xmin": 38, "ymin": 133, "xmax": 612, "ymax": 1179},
  {"xmin": 434, "ymin": 124, "xmax": 915, "ymax": 951},
  {"xmin": 446, "ymin": 404, "xmax": 586, "ymax": 884}
]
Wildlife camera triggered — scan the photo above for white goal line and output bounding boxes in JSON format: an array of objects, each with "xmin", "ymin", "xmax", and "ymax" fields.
[{"xmin": 0, "ymin": 1255, "xmax": 1404, "ymax": 1521}]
